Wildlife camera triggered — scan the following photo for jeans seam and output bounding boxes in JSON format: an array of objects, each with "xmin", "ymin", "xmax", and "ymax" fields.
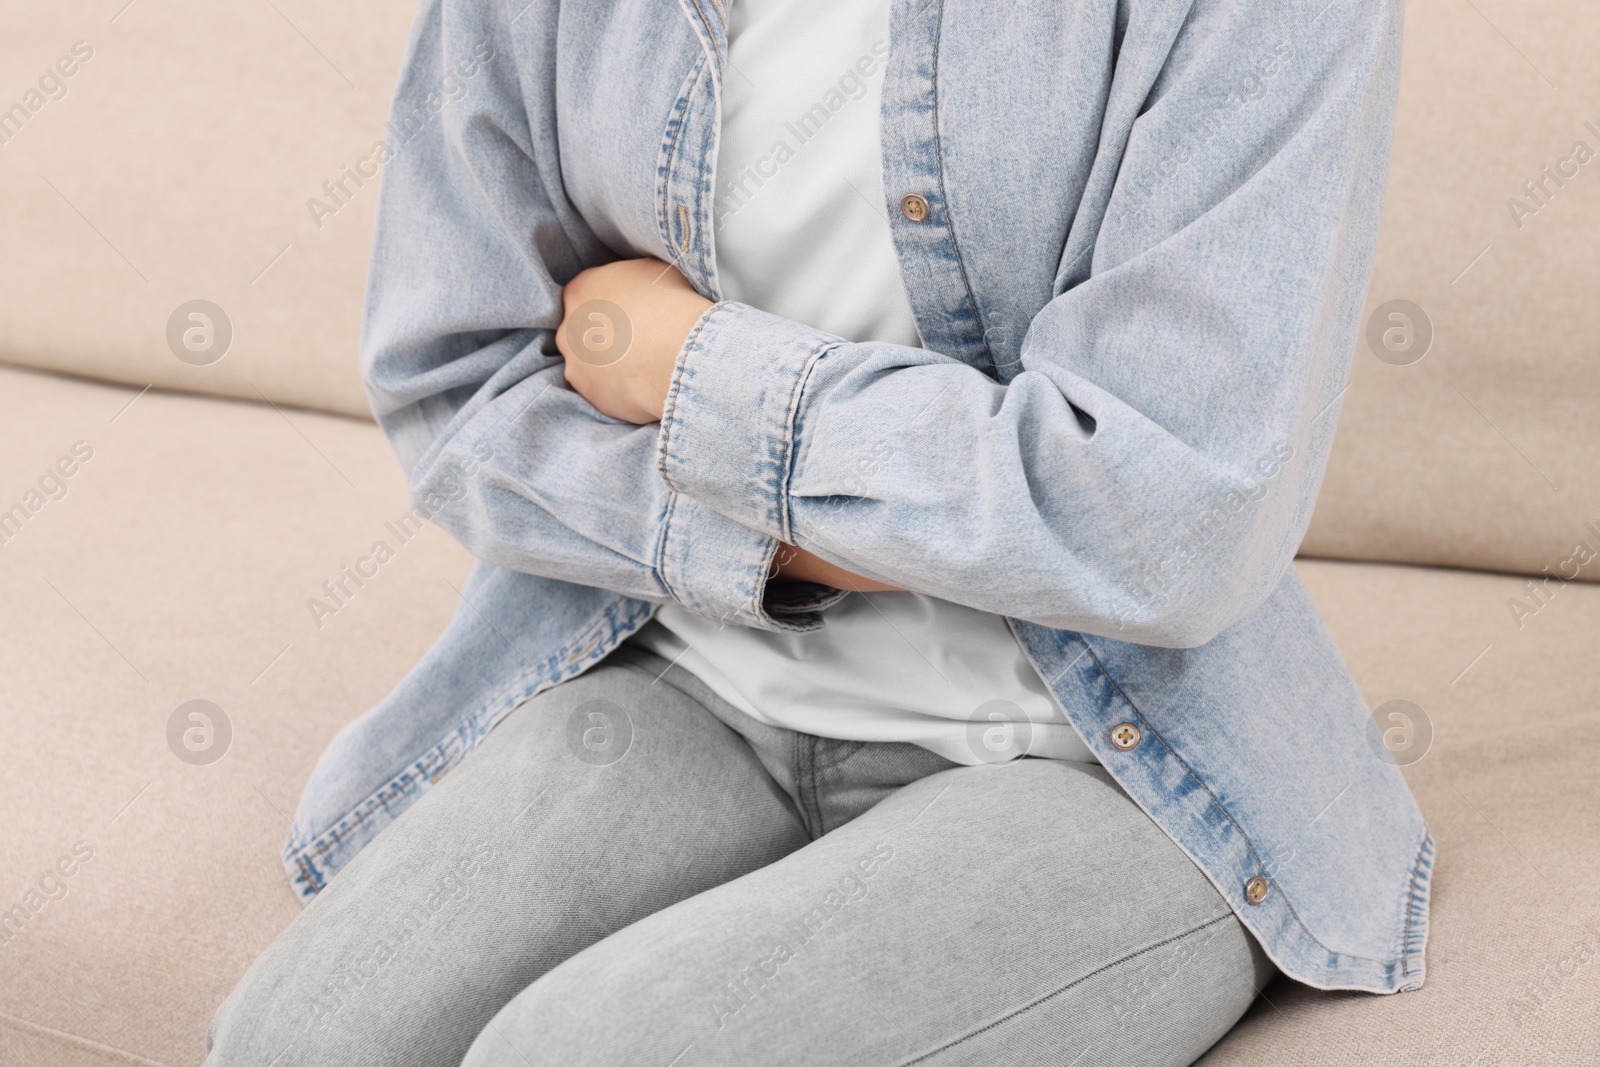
[
  {"xmin": 817, "ymin": 738, "xmax": 871, "ymax": 774},
  {"xmin": 894, "ymin": 912, "xmax": 1237, "ymax": 1067},
  {"xmin": 797, "ymin": 734, "xmax": 825, "ymax": 839}
]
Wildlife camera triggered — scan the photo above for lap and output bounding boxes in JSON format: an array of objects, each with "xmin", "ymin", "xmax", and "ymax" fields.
[
  {"xmin": 205, "ymin": 651, "xmax": 812, "ymax": 1067},
  {"xmin": 207, "ymin": 652, "xmax": 1272, "ymax": 1067},
  {"xmin": 463, "ymin": 759, "xmax": 1274, "ymax": 1067}
]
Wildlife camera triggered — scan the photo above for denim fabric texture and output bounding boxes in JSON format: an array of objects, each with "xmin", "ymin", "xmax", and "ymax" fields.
[
  {"xmin": 285, "ymin": 0, "xmax": 1434, "ymax": 993},
  {"xmin": 213, "ymin": 649, "xmax": 1273, "ymax": 1066}
]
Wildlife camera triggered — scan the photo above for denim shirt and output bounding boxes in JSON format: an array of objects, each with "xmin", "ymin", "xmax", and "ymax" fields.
[{"xmin": 285, "ymin": 0, "xmax": 1433, "ymax": 994}]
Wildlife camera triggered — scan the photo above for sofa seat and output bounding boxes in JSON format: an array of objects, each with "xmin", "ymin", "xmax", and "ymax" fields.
[{"xmin": 1, "ymin": 363, "xmax": 1594, "ymax": 1066}]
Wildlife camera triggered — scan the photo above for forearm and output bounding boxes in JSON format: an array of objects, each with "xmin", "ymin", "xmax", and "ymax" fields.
[
  {"xmin": 552, "ymin": 259, "xmax": 899, "ymax": 599},
  {"xmin": 769, "ymin": 543, "xmax": 901, "ymax": 593},
  {"xmin": 655, "ymin": 0, "xmax": 1399, "ymax": 646},
  {"xmin": 363, "ymin": 10, "xmax": 807, "ymax": 629}
]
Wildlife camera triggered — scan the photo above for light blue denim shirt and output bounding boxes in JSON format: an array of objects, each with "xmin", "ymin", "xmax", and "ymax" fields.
[{"xmin": 285, "ymin": 0, "xmax": 1433, "ymax": 994}]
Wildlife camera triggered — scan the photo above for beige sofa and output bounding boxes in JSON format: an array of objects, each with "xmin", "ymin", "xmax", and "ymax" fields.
[{"xmin": 1, "ymin": 1, "xmax": 1596, "ymax": 1064}]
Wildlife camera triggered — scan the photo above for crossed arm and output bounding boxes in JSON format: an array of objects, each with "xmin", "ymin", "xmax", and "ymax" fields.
[
  {"xmin": 552, "ymin": 256, "xmax": 900, "ymax": 595},
  {"xmin": 363, "ymin": 0, "xmax": 1400, "ymax": 646}
]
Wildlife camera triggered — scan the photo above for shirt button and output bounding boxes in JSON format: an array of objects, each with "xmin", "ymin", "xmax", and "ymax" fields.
[
  {"xmin": 899, "ymin": 193, "xmax": 931, "ymax": 222},
  {"xmin": 1245, "ymin": 876, "xmax": 1270, "ymax": 905},
  {"xmin": 1109, "ymin": 722, "xmax": 1141, "ymax": 751}
]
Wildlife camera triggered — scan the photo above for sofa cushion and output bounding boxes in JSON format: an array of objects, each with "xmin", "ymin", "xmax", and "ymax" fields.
[
  {"xmin": 0, "ymin": 365, "xmax": 469, "ymax": 1063},
  {"xmin": 1200, "ymin": 560, "xmax": 1600, "ymax": 1066},
  {"xmin": 1, "ymin": 1, "xmax": 1597, "ymax": 582},
  {"xmin": 1, "ymin": 363, "xmax": 1595, "ymax": 1065}
]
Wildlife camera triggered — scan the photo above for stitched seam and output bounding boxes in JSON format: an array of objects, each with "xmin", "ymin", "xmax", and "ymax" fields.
[
  {"xmin": 287, "ymin": 737, "xmax": 464, "ymax": 897},
  {"xmin": 286, "ymin": 597, "xmax": 652, "ymax": 894},
  {"xmin": 656, "ymin": 301, "xmax": 725, "ymax": 492},
  {"xmin": 775, "ymin": 339, "xmax": 845, "ymax": 545},
  {"xmin": 926, "ymin": 0, "xmax": 994, "ymax": 374},
  {"xmin": 819, "ymin": 738, "xmax": 871, "ymax": 774},
  {"xmin": 653, "ymin": 491, "xmax": 684, "ymax": 606},
  {"xmin": 1400, "ymin": 835, "xmax": 1422, "ymax": 975},
  {"xmin": 1077, "ymin": 637, "xmax": 1395, "ymax": 969},
  {"xmin": 685, "ymin": 0, "xmax": 721, "ymax": 80},
  {"xmin": 797, "ymin": 734, "xmax": 824, "ymax": 840},
  {"xmin": 895, "ymin": 913, "xmax": 1236, "ymax": 1067},
  {"xmin": 1400, "ymin": 830, "xmax": 1431, "ymax": 977},
  {"xmin": 749, "ymin": 535, "xmax": 785, "ymax": 627},
  {"xmin": 656, "ymin": 53, "xmax": 705, "ymax": 257}
]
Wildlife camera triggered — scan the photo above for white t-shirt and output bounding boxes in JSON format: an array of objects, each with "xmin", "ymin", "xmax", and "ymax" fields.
[{"xmin": 630, "ymin": 0, "xmax": 1097, "ymax": 766}]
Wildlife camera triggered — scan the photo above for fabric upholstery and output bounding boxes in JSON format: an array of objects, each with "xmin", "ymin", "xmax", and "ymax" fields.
[
  {"xmin": 0, "ymin": 0, "xmax": 406, "ymax": 417},
  {"xmin": 1, "ymin": 363, "xmax": 1595, "ymax": 1065},
  {"xmin": 1299, "ymin": 0, "xmax": 1600, "ymax": 583}
]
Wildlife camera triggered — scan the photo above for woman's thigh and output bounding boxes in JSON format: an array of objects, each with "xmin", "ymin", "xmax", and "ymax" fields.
[
  {"xmin": 204, "ymin": 651, "xmax": 812, "ymax": 1067},
  {"xmin": 463, "ymin": 759, "xmax": 1275, "ymax": 1067}
]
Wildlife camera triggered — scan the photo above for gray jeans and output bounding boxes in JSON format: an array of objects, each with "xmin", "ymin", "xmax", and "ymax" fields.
[{"xmin": 207, "ymin": 647, "xmax": 1274, "ymax": 1066}]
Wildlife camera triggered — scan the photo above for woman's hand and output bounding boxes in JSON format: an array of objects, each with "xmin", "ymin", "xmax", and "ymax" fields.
[
  {"xmin": 772, "ymin": 544, "xmax": 903, "ymax": 593},
  {"xmin": 555, "ymin": 260, "xmax": 899, "ymax": 595},
  {"xmin": 555, "ymin": 257, "xmax": 713, "ymax": 424}
]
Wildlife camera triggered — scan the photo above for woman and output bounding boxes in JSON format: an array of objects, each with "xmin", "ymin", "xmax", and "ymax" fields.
[{"xmin": 207, "ymin": 0, "xmax": 1431, "ymax": 1063}]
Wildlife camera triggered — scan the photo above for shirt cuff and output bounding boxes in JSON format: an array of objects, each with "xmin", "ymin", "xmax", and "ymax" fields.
[
  {"xmin": 657, "ymin": 300, "xmax": 840, "ymax": 544},
  {"xmin": 655, "ymin": 490, "xmax": 827, "ymax": 632}
]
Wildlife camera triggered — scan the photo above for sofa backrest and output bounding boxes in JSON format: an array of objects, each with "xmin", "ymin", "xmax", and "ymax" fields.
[
  {"xmin": 1, "ymin": 0, "xmax": 1595, "ymax": 582},
  {"xmin": 0, "ymin": 0, "xmax": 400, "ymax": 417},
  {"xmin": 1301, "ymin": 0, "xmax": 1600, "ymax": 583}
]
